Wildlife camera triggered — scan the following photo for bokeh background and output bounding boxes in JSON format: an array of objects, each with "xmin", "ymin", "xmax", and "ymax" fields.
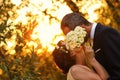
[{"xmin": 0, "ymin": 0, "xmax": 120, "ymax": 80}]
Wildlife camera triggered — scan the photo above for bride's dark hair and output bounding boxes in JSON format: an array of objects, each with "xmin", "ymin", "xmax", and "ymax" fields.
[{"xmin": 52, "ymin": 40, "xmax": 76, "ymax": 74}]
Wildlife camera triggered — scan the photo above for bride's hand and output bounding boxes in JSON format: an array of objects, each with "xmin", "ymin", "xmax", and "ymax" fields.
[
  {"xmin": 83, "ymin": 45, "xmax": 95, "ymax": 62},
  {"xmin": 70, "ymin": 46, "xmax": 82, "ymax": 57}
]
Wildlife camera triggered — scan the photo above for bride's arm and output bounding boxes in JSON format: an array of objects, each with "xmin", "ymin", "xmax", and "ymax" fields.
[
  {"xmin": 90, "ymin": 58, "xmax": 109, "ymax": 80},
  {"xmin": 84, "ymin": 46, "xmax": 109, "ymax": 80},
  {"xmin": 70, "ymin": 65, "xmax": 102, "ymax": 80}
]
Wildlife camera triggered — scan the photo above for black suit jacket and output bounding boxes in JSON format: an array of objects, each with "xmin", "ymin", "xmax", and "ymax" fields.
[{"xmin": 93, "ymin": 23, "xmax": 120, "ymax": 80}]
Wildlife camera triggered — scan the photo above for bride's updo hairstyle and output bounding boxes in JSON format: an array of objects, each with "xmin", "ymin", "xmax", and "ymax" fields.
[{"xmin": 52, "ymin": 40, "xmax": 75, "ymax": 74}]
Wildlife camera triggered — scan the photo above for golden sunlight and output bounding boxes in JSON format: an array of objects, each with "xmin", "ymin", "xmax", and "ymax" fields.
[
  {"xmin": 11, "ymin": 0, "xmax": 21, "ymax": 6},
  {"xmin": 80, "ymin": 0, "xmax": 107, "ymax": 22},
  {"xmin": 3, "ymin": 31, "xmax": 17, "ymax": 55},
  {"xmin": 0, "ymin": 68, "xmax": 3, "ymax": 75},
  {"xmin": 9, "ymin": 0, "xmax": 105, "ymax": 54},
  {"xmin": 10, "ymin": 0, "xmax": 72, "ymax": 52}
]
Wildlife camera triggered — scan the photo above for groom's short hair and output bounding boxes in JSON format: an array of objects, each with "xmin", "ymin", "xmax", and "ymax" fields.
[{"xmin": 61, "ymin": 12, "xmax": 90, "ymax": 30}]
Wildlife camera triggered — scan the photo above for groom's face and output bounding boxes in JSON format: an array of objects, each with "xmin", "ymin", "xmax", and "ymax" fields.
[{"xmin": 62, "ymin": 27, "xmax": 71, "ymax": 35}]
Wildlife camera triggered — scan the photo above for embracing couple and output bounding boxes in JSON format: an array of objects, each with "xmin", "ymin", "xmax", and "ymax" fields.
[{"xmin": 52, "ymin": 13, "xmax": 120, "ymax": 80}]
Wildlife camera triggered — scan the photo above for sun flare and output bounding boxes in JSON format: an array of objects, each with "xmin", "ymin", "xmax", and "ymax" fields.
[
  {"xmin": 9, "ymin": 0, "xmax": 72, "ymax": 53},
  {"xmin": 8, "ymin": 0, "xmax": 105, "ymax": 55}
]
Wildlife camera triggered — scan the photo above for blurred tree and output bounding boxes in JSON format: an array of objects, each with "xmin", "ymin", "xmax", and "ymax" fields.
[
  {"xmin": 0, "ymin": 0, "xmax": 14, "ymax": 43},
  {"xmin": 0, "ymin": 0, "xmax": 66, "ymax": 80},
  {"xmin": 0, "ymin": 0, "xmax": 120, "ymax": 80},
  {"xmin": 0, "ymin": 0, "xmax": 15, "ymax": 79},
  {"xmin": 106, "ymin": 0, "xmax": 120, "ymax": 31},
  {"xmin": 64, "ymin": 0, "xmax": 120, "ymax": 31},
  {"xmin": 64, "ymin": 0, "xmax": 79, "ymax": 13}
]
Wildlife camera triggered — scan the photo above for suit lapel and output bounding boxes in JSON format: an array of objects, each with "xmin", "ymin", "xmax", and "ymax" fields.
[{"xmin": 93, "ymin": 23, "xmax": 103, "ymax": 53}]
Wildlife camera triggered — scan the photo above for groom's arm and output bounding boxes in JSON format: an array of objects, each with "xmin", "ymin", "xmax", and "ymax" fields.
[{"xmin": 102, "ymin": 27, "xmax": 120, "ymax": 80}]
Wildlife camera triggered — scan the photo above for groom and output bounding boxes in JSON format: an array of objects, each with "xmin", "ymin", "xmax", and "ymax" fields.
[{"xmin": 60, "ymin": 12, "xmax": 120, "ymax": 80}]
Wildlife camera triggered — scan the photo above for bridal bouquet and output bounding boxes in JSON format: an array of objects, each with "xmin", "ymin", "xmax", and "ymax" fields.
[
  {"xmin": 65, "ymin": 26, "xmax": 87, "ymax": 50},
  {"xmin": 65, "ymin": 26, "xmax": 93, "ymax": 69}
]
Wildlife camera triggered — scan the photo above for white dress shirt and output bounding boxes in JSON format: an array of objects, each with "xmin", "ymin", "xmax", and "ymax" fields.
[
  {"xmin": 90, "ymin": 23, "xmax": 97, "ymax": 39},
  {"xmin": 90, "ymin": 23, "xmax": 97, "ymax": 47}
]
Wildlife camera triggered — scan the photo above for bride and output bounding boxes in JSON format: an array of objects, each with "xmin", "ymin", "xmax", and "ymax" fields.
[{"xmin": 52, "ymin": 40, "xmax": 109, "ymax": 80}]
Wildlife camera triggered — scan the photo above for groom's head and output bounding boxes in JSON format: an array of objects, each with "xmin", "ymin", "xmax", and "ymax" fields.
[{"xmin": 61, "ymin": 12, "xmax": 92, "ymax": 35}]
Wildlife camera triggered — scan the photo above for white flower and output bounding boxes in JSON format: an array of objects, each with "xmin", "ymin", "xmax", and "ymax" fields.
[{"xmin": 65, "ymin": 26, "xmax": 87, "ymax": 50}]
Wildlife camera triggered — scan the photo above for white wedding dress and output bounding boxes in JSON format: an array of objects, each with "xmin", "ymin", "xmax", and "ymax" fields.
[{"xmin": 67, "ymin": 69, "xmax": 75, "ymax": 80}]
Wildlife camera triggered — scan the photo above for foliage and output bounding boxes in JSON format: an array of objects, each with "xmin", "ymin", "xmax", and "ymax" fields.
[
  {"xmin": 106, "ymin": 0, "xmax": 120, "ymax": 31},
  {"xmin": 0, "ymin": 47, "xmax": 66, "ymax": 80},
  {"xmin": 0, "ymin": 0, "xmax": 14, "ymax": 43},
  {"xmin": 0, "ymin": 0, "xmax": 66, "ymax": 80},
  {"xmin": 0, "ymin": 0, "xmax": 120, "ymax": 80},
  {"xmin": 64, "ymin": 0, "xmax": 120, "ymax": 31}
]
